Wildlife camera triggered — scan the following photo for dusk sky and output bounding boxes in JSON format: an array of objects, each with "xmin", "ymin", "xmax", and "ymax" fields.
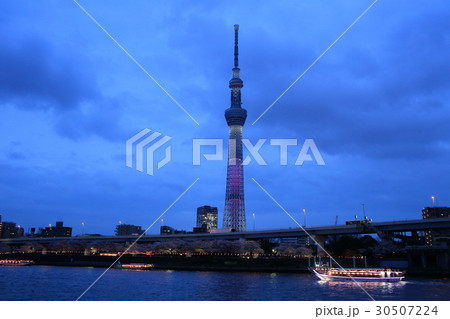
[{"xmin": 1, "ymin": 0, "xmax": 449, "ymax": 236}]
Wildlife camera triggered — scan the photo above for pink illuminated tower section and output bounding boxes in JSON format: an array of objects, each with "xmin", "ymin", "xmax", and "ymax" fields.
[{"xmin": 223, "ymin": 25, "xmax": 247, "ymax": 232}]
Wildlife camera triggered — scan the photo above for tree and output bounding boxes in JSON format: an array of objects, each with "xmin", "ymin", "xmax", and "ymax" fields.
[
  {"xmin": 259, "ymin": 239, "xmax": 278, "ymax": 254},
  {"xmin": 372, "ymin": 241, "xmax": 405, "ymax": 257},
  {"xmin": 89, "ymin": 241, "xmax": 124, "ymax": 253},
  {"xmin": 0, "ymin": 243, "xmax": 10, "ymax": 253},
  {"xmin": 239, "ymin": 240, "xmax": 264, "ymax": 256},
  {"xmin": 129, "ymin": 243, "xmax": 153, "ymax": 253},
  {"xmin": 152, "ymin": 241, "xmax": 180, "ymax": 254},
  {"xmin": 274, "ymin": 243, "xmax": 297, "ymax": 256},
  {"xmin": 295, "ymin": 246, "xmax": 313, "ymax": 256},
  {"xmin": 209, "ymin": 240, "xmax": 238, "ymax": 253},
  {"xmin": 18, "ymin": 242, "xmax": 44, "ymax": 253},
  {"xmin": 326, "ymin": 235, "xmax": 378, "ymax": 257},
  {"xmin": 48, "ymin": 240, "xmax": 72, "ymax": 252}
]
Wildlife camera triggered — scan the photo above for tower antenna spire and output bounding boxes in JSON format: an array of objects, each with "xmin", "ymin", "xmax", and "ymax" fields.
[{"xmin": 234, "ymin": 24, "xmax": 239, "ymax": 68}]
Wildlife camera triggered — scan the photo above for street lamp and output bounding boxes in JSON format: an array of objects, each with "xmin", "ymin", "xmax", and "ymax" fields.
[
  {"xmin": 431, "ymin": 196, "xmax": 435, "ymax": 207},
  {"xmin": 302, "ymin": 209, "xmax": 306, "ymax": 227},
  {"xmin": 81, "ymin": 222, "xmax": 85, "ymax": 236},
  {"xmin": 252, "ymin": 213, "xmax": 255, "ymax": 231}
]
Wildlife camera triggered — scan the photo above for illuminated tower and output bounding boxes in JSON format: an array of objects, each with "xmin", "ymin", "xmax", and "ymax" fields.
[{"xmin": 223, "ymin": 24, "xmax": 247, "ymax": 232}]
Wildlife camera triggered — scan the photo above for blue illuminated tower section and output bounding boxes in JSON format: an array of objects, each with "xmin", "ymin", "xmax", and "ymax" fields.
[{"xmin": 223, "ymin": 24, "xmax": 247, "ymax": 232}]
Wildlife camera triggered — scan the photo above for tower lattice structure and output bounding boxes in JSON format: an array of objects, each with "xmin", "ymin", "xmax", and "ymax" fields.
[{"xmin": 223, "ymin": 24, "xmax": 247, "ymax": 232}]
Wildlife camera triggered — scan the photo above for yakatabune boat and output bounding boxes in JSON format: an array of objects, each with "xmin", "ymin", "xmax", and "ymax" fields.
[
  {"xmin": 311, "ymin": 266, "xmax": 405, "ymax": 282},
  {"xmin": 120, "ymin": 263, "xmax": 154, "ymax": 270},
  {"xmin": 0, "ymin": 259, "xmax": 34, "ymax": 266}
]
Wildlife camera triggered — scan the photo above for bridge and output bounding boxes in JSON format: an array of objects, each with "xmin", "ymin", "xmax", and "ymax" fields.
[{"xmin": 1, "ymin": 218, "xmax": 449, "ymax": 246}]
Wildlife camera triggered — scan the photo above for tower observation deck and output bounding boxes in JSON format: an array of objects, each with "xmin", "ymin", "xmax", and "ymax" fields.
[{"xmin": 223, "ymin": 24, "xmax": 247, "ymax": 232}]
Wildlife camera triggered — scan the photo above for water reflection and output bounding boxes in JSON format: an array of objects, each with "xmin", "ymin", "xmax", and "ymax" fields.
[
  {"xmin": 317, "ymin": 280, "xmax": 407, "ymax": 298},
  {"xmin": 0, "ymin": 266, "xmax": 448, "ymax": 301}
]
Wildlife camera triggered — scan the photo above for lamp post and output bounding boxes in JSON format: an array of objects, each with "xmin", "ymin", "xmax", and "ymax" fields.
[
  {"xmin": 431, "ymin": 196, "xmax": 435, "ymax": 207},
  {"xmin": 302, "ymin": 209, "xmax": 306, "ymax": 227},
  {"xmin": 81, "ymin": 222, "xmax": 85, "ymax": 236},
  {"xmin": 252, "ymin": 213, "xmax": 255, "ymax": 231}
]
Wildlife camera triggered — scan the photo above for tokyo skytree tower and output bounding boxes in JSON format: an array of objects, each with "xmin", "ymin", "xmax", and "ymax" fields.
[{"xmin": 223, "ymin": 25, "xmax": 247, "ymax": 232}]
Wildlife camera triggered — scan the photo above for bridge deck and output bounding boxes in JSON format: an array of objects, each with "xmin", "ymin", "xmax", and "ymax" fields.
[{"xmin": 1, "ymin": 218, "xmax": 449, "ymax": 245}]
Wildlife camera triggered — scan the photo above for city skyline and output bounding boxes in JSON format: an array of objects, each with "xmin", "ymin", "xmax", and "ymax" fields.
[{"xmin": 1, "ymin": 1, "xmax": 450, "ymax": 236}]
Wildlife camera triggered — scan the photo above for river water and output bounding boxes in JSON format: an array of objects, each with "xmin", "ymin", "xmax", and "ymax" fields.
[{"xmin": 0, "ymin": 266, "xmax": 449, "ymax": 301}]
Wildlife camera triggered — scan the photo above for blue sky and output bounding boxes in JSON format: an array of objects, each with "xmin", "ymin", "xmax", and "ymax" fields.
[{"xmin": 1, "ymin": 0, "xmax": 449, "ymax": 235}]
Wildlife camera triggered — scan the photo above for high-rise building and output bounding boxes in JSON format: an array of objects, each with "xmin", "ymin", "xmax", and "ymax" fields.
[
  {"xmin": 223, "ymin": 24, "xmax": 247, "ymax": 232},
  {"xmin": 39, "ymin": 221, "xmax": 72, "ymax": 238},
  {"xmin": 196, "ymin": 205, "xmax": 218, "ymax": 232},
  {"xmin": 0, "ymin": 221, "xmax": 22, "ymax": 238},
  {"xmin": 0, "ymin": 215, "xmax": 24, "ymax": 238},
  {"xmin": 422, "ymin": 207, "xmax": 450, "ymax": 246},
  {"xmin": 115, "ymin": 223, "xmax": 144, "ymax": 236},
  {"xmin": 160, "ymin": 225, "xmax": 186, "ymax": 235},
  {"xmin": 160, "ymin": 225, "xmax": 175, "ymax": 235}
]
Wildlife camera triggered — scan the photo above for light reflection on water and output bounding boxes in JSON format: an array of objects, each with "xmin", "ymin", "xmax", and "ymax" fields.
[
  {"xmin": 317, "ymin": 280, "xmax": 407, "ymax": 298},
  {"xmin": 0, "ymin": 266, "xmax": 449, "ymax": 301}
]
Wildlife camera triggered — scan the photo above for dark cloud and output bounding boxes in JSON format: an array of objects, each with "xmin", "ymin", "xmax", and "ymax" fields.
[
  {"xmin": 0, "ymin": 36, "xmax": 98, "ymax": 110},
  {"xmin": 53, "ymin": 96, "xmax": 126, "ymax": 141},
  {"xmin": 3, "ymin": 142, "xmax": 26, "ymax": 161},
  {"xmin": 0, "ymin": 27, "xmax": 127, "ymax": 141},
  {"xmin": 250, "ymin": 10, "xmax": 450, "ymax": 161}
]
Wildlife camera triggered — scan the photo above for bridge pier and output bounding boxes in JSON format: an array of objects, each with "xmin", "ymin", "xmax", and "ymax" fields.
[
  {"xmin": 314, "ymin": 235, "xmax": 328, "ymax": 256},
  {"xmin": 40, "ymin": 243, "xmax": 49, "ymax": 255},
  {"xmin": 421, "ymin": 251, "xmax": 427, "ymax": 268},
  {"xmin": 444, "ymin": 252, "xmax": 449, "ymax": 268}
]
